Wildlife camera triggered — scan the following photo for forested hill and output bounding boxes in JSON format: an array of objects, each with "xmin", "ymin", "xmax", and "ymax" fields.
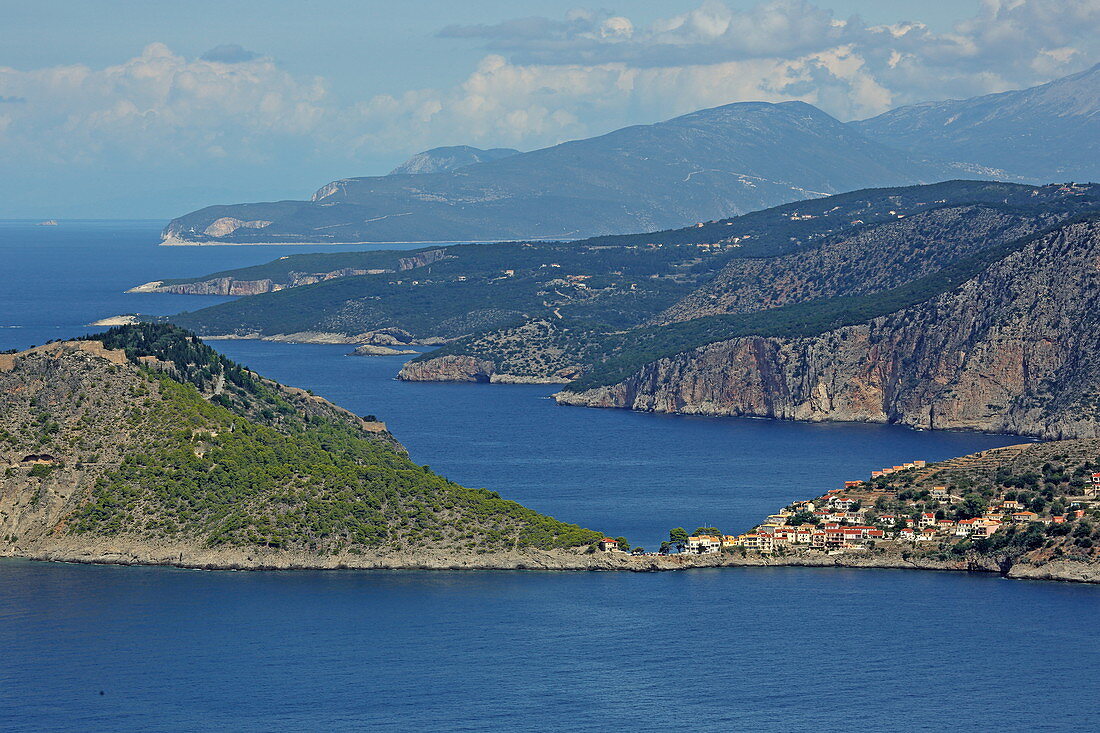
[
  {"xmin": 147, "ymin": 181, "xmax": 1092, "ymax": 343},
  {"xmin": 0, "ymin": 325, "xmax": 603, "ymax": 566}
]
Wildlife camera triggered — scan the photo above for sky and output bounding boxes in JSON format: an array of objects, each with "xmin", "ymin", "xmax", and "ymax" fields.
[{"xmin": 2, "ymin": 0, "xmax": 1098, "ymax": 218}]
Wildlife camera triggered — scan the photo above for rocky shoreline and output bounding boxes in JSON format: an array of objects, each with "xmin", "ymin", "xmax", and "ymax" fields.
[{"xmin": 4, "ymin": 540, "xmax": 1097, "ymax": 584}]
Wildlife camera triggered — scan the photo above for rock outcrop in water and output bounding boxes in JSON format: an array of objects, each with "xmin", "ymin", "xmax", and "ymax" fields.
[{"xmin": 558, "ymin": 217, "xmax": 1100, "ymax": 439}]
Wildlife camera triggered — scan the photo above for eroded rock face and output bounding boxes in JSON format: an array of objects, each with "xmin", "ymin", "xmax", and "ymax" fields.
[
  {"xmin": 398, "ymin": 355, "xmax": 497, "ymax": 383},
  {"xmin": 558, "ymin": 219, "xmax": 1100, "ymax": 439},
  {"xmin": 202, "ymin": 218, "xmax": 272, "ymax": 238}
]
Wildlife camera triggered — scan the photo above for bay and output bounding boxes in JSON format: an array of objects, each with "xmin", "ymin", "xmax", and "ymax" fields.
[{"xmin": 1, "ymin": 221, "xmax": 1096, "ymax": 732}]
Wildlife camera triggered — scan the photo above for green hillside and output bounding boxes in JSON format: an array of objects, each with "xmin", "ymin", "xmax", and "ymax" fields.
[{"xmin": 1, "ymin": 325, "xmax": 603, "ymax": 554}]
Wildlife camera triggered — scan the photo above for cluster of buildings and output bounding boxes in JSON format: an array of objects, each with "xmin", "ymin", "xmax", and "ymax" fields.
[
  {"xmin": 674, "ymin": 461, "xmax": 1100, "ymax": 556},
  {"xmin": 869, "ymin": 460, "xmax": 926, "ymax": 479}
]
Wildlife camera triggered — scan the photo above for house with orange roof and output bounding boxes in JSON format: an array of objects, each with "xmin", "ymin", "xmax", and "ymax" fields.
[
  {"xmin": 955, "ymin": 519, "xmax": 977, "ymax": 536},
  {"xmin": 736, "ymin": 533, "xmax": 773, "ymax": 553},
  {"xmin": 971, "ymin": 520, "xmax": 1002, "ymax": 538},
  {"xmin": 685, "ymin": 535, "xmax": 722, "ymax": 554},
  {"xmin": 599, "ymin": 538, "xmax": 619, "ymax": 552}
]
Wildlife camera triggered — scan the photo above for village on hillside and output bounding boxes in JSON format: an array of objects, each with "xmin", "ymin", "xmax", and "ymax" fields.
[{"xmin": 601, "ymin": 447, "xmax": 1100, "ymax": 559}]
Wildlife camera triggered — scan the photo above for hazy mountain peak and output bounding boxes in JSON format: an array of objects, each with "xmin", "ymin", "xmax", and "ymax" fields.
[
  {"xmin": 853, "ymin": 62, "xmax": 1100, "ymax": 182},
  {"xmin": 389, "ymin": 145, "xmax": 521, "ymax": 175}
]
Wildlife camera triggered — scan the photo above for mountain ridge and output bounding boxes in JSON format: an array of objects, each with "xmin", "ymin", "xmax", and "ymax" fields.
[
  {"xmin": 853, "ymin": 63, "xmax": 1100, "ymax": 182},
  {"xmin": 162, "ymin": 100, "xmax": 952, "ymax": 244},
  {"xmin": 386, "ymin": 145, "xmax": 521, "ymax": 176}
]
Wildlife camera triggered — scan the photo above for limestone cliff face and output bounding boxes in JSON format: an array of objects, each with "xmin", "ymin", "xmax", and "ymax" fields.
[
  {"xmin": 558, "ymin": 218, "xmax": 1100, "ymax": 439},
  {"xmin": 399, "ymin": 355, "xmax": 498, "ymax": 382}
]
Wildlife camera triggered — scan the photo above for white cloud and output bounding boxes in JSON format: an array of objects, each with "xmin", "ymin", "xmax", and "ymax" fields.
[
  {"xmin": 0, "ymin": 43, "xmax": 327, "ymax": 167},
  {"xmin": 0, "ymin": 0, "xmax": 1097, "ymax": 191}
]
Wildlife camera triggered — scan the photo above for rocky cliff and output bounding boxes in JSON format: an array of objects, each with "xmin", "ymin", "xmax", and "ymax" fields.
[{"xmin": 558, "ymin": 217, "xmax": 1100, "ymax": 439}]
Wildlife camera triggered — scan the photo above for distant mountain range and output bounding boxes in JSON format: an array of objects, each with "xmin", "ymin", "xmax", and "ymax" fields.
[
  {"xmin": 163, "ymin": 64, "xmax": 1100, "ymax": 244},
  {"xmin": 854, "ymin": 63, "xmax": 1100, "ymax": 183},
  {"xmin": 162, "ymin": 101, "xmax": 953, "ymax": 244}
]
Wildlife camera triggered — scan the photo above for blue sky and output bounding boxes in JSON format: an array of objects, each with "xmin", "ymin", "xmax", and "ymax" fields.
[{"xmin": 1, "ymin": 0, "xmax": 1095, "ymax": 218}]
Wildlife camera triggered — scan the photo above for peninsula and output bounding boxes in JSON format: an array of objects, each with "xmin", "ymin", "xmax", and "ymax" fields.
[
  {"xmin": 134, "ymin": 180, "xmax": 1100, "ymax": 440},
  {"xmin": 2, "ymin": 326, "xmax": 1099, "ymax": 582},
  {"xmin": 0, "ymin": 325, "xmax": 610, "ymax": 570}
]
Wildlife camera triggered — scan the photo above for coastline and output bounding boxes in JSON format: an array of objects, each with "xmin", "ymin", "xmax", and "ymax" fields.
[
  {"xmin": 158, "ymin": 236, "xmax": 566, "ymax": 246},
  {"xmin": 5, "ymin": 541, "xmax": 1098, "ymax": 584}
]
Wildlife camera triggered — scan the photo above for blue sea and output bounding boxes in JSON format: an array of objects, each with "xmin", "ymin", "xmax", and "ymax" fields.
[{"xmin": 1, "ymin": 221, "xmax": 1097, "ymax": 732}]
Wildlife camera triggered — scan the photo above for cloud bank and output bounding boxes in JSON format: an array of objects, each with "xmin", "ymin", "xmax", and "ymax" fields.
[{"xmin": 1, "ymin": 0, "xmax": 1097, "ymax": 215}]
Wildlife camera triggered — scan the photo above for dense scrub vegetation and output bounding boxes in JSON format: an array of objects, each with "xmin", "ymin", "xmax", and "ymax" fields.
[
  {"xmin": 68, "ymin": 374, "xmax": 602, "ymax": 552},
  {"xmin": 165, "ymin": 182, "xmax": 1096, "ymax": 341},
  {"xmin": 563, "ymin": 210, "xmax": 1100, "ymax": 392},
  {"xmin": 5, "ymin": 325, "xmax": 605, "ymax": 554}
]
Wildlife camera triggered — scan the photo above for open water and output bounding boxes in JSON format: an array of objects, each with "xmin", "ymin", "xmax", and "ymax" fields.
[{"xmin": 1, "ymin": 221, "xmax": 1096, "ymax": 732}]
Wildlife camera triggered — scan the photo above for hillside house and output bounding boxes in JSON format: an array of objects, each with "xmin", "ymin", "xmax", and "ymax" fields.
[
  {"xmin": 970, "ymin": 521, "xmax": 1002, "ymax": 538},
  {"xmin": 599, "ymin": 538, "xmax": 619, "ymax": 552},
  {"xmin": 735, "ymin": 534, "xmax": 773, "ymax": 553},
  {"xmin": 685, "ymin": 535, "xmax": 721, "ymax": 554}
]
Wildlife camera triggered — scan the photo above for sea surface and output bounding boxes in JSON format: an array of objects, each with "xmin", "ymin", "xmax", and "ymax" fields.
[{"xmin": 1, "ymin": 221, "xmax": 1097, "ymax": 732}]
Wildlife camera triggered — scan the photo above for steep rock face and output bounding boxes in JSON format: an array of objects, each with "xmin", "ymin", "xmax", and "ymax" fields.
[
  {"xmin": 398, "ymin": 355, "xmax": 497, "ymax": 382},
  {"xmin": 558, "ymin": 219, "xmax": 1100, "ymax": 439}
]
